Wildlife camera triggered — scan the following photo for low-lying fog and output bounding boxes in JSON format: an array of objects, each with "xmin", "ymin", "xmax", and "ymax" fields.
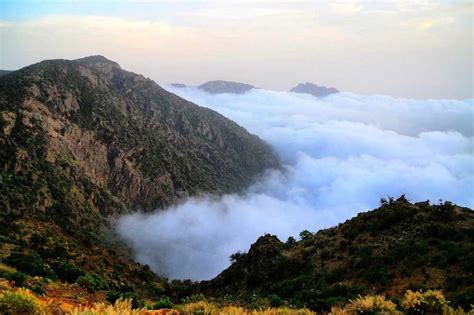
[{"xmin": 116, "ymin": 86, "xmax": 473, "ymax": 280}]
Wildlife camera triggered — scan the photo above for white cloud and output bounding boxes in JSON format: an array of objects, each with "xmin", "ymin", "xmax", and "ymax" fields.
[{"xmin": 116, "ymin": 87, "xmax": 474, "ymax": 280}]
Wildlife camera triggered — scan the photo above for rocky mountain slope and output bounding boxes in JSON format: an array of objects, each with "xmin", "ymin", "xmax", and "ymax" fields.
[
  {"xmin": 0, "ymin": 70, "xmax": 12, "ymax": 77},
  {"xmin": 0, "ymin": 55, "xmax": 278, "ymax": 296},
  {"xmin": 198, "ymin": 80, "xmax": 255, "ymax": 94},
  {"xmin": 204, "ymin": 197, "xmax": 474, "ymax": 310},
  {"xmin": 291, "ymin": 82, "xmax": 339, "ymax": 97}
]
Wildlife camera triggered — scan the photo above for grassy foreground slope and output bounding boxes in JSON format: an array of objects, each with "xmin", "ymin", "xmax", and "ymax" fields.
[{"xmin": 0, "ymin": 197, "xmax": 472, "ymax": 313}]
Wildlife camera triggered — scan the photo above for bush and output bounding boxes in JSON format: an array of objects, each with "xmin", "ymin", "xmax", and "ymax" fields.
[
  {"xmin": 345, "ymin": 294, "xmax": 397, "ymax": 315},
  {"xmin": 29, "ymin": 284, "xmax": 44, "ymax": 296},
  {"xmin": 269, "ymin": 294, "xmax": 285, "ymax": 307},
  {"xmin": 230, "ymin": 251, "xmax": 244, "ymax": 263},
  {"xmin": 4, "ymin": 252, "xmax": 55, "ymax": 279},
  {"xmin": 107, "ymin": 290, "xmax": 143, "ymax": 309},
  {"xmin": 0, "ymin": 264, "xmax": 16, "ymax": 278},
  {"xmin": 76, "ymin": 273, "xmax": 108, "ymax": 292},
  {"xmin": 178, "ymin": 301, "xmax": 218, "ymax": 315},
  {"xmin": 6, "ymin": 271, "xmax": 27, "ymax": 287},
  {"xmin": 450, "ymin": 286, "xmax": 474, "ymax": 311},
  {"xmin": 0, "ymin": 290, "xmax": 40, "ymax": 315},
  {"xmin": 54, "ymin": 261, "xmax": 85, "ymax": 282},
  {"xmin": 299, "ymin": 230, "xmax": 313, "ymax": 241},
  {"xmin": 154, "ymin": 297, "xmax": 173, "ymax": 309},
  {"xmin": 402, "ymin": 289, "xmax": 448, "ymax": 314}
]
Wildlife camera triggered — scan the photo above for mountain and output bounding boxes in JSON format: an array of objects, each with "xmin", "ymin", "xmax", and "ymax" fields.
[
  {"xmin": 170, "ymin": 83, "xmax": 187, "ymax": 88},
  {"xmin": 0, "ymin": 70, "xmax": 12, "ymax": 77},
  {"xmin": 198, "ymin": 80, "xmax": 255, "ymax": 94},
  {"xmin": 0, "ymin": 55, "xmax": 278, "ymax": 296},
  {"xmin": 203, "ymin": 196, "xmax": 474, "ymax": 311},
  {"xmin": 290, "ymin": 82, "xmax": 339, "ymax": 97}
]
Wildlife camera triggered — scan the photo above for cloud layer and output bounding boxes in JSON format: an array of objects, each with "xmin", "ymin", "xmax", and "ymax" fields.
[{"xmin": 116, "ymin": 87, "xmax": 474, "ymax": 280}]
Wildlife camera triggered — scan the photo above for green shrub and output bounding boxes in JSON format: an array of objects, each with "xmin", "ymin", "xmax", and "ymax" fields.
[
  {"xmin": 120, "ymin": 292, "xmax": 142, "ymax": 309},
  {"xmin": 299, "ymin": 230, "xmax": 313, "ymax": 241},
  {"xmin": 76, "ymin": 273, "xmax": 108, "ymax": 292},
  {"xmin": 346, "ymin": 294, "xmax": 397, "ymax": 315},
  {"xmin": 29, "ymin": 284, "xmax": 45, "ymax": 296},
  {"xmin": 54, "ymin": 261, "xmax": 85, "ymax": 282},
  {"xmin": 402, "ymin": 289, "xmax": 448, "ymax": 314},
  {"xmin": 0, "ymin": 291, "xmax": 40, "ymax": 315},
  {"xmin": 5, "ymin": 252, "xmax": 55, "ymax": 279},
  {"xmin": 107, "ymin": 290, "xmax": 142, "ymax": 309},
  {"xmin": 6, "ymin": 271, "xmax": 27, "ymax": 287},
  {"xmin": 154, "ymin": 297, "xmax": 173, "ymax": 309},
  {"xmin": 269, "ymin": 294, "xmax": 285, "ymax": 307}
]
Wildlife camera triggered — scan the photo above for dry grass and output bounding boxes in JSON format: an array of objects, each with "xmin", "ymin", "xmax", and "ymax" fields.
[
  {"xmin": 345, "ymin": 294, "xmax": 397, "ymax": 314},
  {"xmin": 0, "ymin": 280, "xmax": 473, "ymax": 315}
]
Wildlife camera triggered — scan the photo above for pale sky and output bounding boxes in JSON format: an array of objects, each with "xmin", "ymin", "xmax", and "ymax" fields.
[{"xmin": 0, "ymin": 0, "xmax": 472, "ymax": 99}]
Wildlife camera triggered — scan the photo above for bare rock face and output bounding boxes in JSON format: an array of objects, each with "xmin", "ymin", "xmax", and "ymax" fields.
[
  {"xmin": 198, "ymin": 80, "xmax": 255, "ymax": 94},
  {"xmin": 290, "ymin": 82, "xmax": 339, "ymax": 97}
]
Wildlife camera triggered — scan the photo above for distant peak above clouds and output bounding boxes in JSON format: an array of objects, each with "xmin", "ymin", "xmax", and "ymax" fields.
[
  {"xmin": 291, "ymin": 82, "xmax": 339, "ymax": 97},
  {"xmin": 198, "ymin": 80, "xmax": 256, "ymax": 94},
  {"xmin": 170, "ymin": 83, "xmax": 188, "ymax": 88}
]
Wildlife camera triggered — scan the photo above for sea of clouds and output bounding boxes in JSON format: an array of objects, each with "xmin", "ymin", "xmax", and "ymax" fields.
[{"xmin": 116, "ymin": 86, "xmax": 474, "ymax": 281}]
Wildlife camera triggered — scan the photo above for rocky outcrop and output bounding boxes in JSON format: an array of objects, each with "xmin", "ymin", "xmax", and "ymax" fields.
[
  {"xmin": 198, "ymin": 80, "xmax": 255, "ymax": 94},
  {"xmin": 290, "ymin": 82, "xmax": 339, "ymax": 97}
]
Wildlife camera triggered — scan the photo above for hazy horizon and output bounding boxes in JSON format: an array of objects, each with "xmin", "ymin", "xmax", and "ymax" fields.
[{"xmin": 1, "ymin": 0, "xmax": 472, "ymax": 99}]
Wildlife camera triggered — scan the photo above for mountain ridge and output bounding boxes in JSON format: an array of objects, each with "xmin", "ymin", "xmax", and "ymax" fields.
[
  {"xmin": 0, "ymin": 55, "xmax": 279, "ymax": 297},
  {"xmin": 202, "ymin": 196, "xmax": 474, "ymax": 310}
]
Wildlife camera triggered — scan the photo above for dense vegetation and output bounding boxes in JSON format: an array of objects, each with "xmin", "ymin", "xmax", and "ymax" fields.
[
  {"xmin": 0, "ymin": 277, "xmax": 471, "ymax": 314},
  {"xmin": 204, "ymin": 197, "xmax": 474, "ymax": 312},
  {"xmin": 0, "ymin": 197, "xmax": 472, "ymax": 313}
]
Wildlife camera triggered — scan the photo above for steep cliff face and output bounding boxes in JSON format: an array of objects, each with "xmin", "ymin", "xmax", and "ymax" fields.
[{"xmin": 0, "ymin": 55, "xmax": 279, "ymax": 294}]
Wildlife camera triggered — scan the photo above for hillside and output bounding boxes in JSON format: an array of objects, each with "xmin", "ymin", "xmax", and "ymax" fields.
[
  {"xmin": 0, "ymin": 70, "xmax": 12, "ymax": 77},
  {"xmin": 204, "ymin": 196, "xmax": 474, "ymax": 311},
  {"xmin": 0, "ymin": 56, "xmax": 278, "ymax": 297}
]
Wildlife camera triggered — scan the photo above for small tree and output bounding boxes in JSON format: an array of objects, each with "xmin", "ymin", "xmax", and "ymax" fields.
[
  {"xmin": 299, "ymin": 230, "xmax": 313, "ymax": 241},
  {"xmin": 229, "ymin": 251, "xmax": 244, "ymax": 263},
  {"xmin": 286, "ymin": 236, "xmax": 296, "ymax": 246}
]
